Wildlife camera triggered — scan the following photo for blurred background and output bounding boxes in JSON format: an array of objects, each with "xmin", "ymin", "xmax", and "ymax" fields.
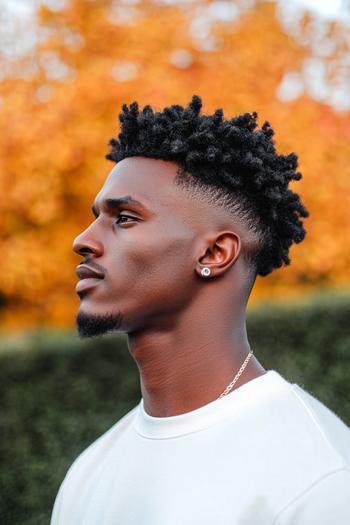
[{"xmin": 0, "ymin": 0, "xmax": 349, "ymax": 523}]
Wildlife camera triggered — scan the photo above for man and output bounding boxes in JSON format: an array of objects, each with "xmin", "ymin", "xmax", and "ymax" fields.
[{"xmin": 51, "ymin": 96, "xmax": 350, "ymax": 524}]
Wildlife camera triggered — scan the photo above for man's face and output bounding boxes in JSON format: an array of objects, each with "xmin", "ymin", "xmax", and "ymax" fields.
[{"xmin": 72, "ymin": 156, "xmax": 208, "ymax": 337}]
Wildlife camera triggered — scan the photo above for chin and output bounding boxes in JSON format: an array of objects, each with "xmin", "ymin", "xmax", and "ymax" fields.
[{"xmin": 76, "ymin": 310, "xmax": 124, "ymax": 338}]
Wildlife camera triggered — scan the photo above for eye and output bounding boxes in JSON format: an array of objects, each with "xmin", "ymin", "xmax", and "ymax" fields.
[{"xmin": 115, "ymin": 214, "xmax": 137, "ymax": 225}]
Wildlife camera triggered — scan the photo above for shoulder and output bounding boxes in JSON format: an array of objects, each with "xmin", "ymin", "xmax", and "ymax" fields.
[
  {"xmin": 264, "ymin": 373, "xmax": 350, "ymax": 521},
  {"xmin": 50, "ymin": 404, "xmax": 139, "ymax": 523},
  {"xmin": 258, "ymin": 373, "xmax": 350, "ymax": 523},
  {"xmin": 287, "ymin": 381, "xmax": 350, "ymax": 466},
  {"xmin": 60, "ymin": 403, "xmax": 139, "ymax": 490},
  {"xmin": 273, "ymin": 467, "xmax": 350, "ymax": 524},
  {"xmin": 263, "ymin": 371, "xmax": 350, "ymax": 466}
]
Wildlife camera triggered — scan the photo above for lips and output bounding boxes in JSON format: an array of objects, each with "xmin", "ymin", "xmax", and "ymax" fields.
[{"xmin": 76, "ymin": 265, "xmax": 104, "ymax": 280}]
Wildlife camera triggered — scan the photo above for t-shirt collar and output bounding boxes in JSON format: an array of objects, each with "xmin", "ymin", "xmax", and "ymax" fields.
[{"xmin": 134, "ymin": 370, "xmax": 288, "ymax": 439}]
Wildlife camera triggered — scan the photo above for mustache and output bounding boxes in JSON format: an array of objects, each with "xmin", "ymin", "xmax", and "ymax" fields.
[{"xmin": 80, "ymin": 258, "xmax": 106, "ymax": 276}]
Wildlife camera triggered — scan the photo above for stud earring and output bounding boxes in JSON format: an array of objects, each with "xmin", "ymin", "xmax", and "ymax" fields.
[{"xmin": 201, "ymin": 267, "xmax": 211, "ymax": 277}]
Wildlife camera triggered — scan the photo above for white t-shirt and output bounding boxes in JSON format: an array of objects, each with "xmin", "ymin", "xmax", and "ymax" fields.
[{"xmin": 51, "ymin": 370, "xmax": 350, "ymax": 524}]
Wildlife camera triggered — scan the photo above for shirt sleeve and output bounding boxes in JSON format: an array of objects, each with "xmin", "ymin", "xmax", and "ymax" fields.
[
  {"xmin": 273, "ymin": 468, "xmax": 350, "ymax": 525},
  {"xmin": 50, "ymin": 481, "xmax": 65, "ymax": 525}
]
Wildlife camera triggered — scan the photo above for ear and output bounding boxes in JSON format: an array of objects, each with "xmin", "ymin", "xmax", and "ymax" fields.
[{"xmin": 196, "ymin": 231, "xmax": 241, "ymax": 278}]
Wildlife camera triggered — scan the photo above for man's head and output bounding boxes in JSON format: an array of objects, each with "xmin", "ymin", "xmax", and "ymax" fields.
[{"xmin": 72, "ymin": 95, "xmax": 309, "ymax": 338}]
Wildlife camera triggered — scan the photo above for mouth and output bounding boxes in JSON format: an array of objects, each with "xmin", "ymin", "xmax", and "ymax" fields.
[{"xmin": 76, "ymin": 277, "xmax": 103, "ymax": 294}]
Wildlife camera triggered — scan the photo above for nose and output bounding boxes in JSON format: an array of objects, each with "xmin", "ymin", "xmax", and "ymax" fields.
[{"xmin": 72, "ymin": 225, "xmax": 104, "ymax": 257}]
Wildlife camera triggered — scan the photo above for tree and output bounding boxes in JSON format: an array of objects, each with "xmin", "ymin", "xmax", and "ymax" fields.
[{"xmin": 0, "ymin": 0, "xmax": 349, "ymax": 328}]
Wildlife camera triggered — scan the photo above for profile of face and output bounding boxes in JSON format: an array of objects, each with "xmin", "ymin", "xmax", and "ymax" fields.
[{"xmin": 73, "ymin": 157, "xmax": 217, "ymax": 338}]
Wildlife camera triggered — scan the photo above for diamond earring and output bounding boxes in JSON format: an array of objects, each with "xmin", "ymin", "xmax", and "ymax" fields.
[{"xmin": 201, "ymin": 267, "xmax": 211, "ymax": 277}]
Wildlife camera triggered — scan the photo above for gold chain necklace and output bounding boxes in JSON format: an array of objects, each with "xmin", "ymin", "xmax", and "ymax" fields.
[{"xmin": 217, "ymin": 350, "xmax": 254, "ymax": 399}]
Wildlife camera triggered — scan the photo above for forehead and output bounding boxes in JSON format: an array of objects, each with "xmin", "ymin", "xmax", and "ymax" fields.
[
  {"xmin": 96, "ymin": 157, "xmax": 183, "ymax": 210},
  {"xmin": 94, "ymin": 156, "xmax": 236, "ymax": 235}
]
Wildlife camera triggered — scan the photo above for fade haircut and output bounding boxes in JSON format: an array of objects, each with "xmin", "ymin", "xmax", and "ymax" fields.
[{"xmin": 106, "ymin": 95, "xmax": 309, "ymax": 278}]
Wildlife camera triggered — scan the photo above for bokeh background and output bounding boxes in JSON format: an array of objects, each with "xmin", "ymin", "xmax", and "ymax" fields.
[{"xmin": 0, "ymin": 0, "xmax": 349, "ymax": 523}]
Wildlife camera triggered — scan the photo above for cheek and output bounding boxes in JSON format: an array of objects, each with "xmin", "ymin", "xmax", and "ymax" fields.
[
  {"xmin": 134, "ymin": 236, "xmax": 190, "ymax": 276},
  {"xmin": 125, "ymin": 233, "xmax": 195, "ymax": 301}
]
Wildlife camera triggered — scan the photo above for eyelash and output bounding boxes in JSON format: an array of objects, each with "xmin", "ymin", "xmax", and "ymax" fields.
[{"xmin": 115, "ymin": 213, "xmax": 136, "ymax": 225}]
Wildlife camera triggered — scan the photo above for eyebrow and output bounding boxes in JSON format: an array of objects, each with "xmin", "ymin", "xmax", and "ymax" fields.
[{"xmin": 91, "ymin": 195, "xmax": 151, "ymax": 218}]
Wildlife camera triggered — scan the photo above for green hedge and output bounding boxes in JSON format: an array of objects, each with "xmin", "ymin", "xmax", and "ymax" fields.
[{"xmin": 1, "ymin": 293, "xmax": 349, "ymax": 524}]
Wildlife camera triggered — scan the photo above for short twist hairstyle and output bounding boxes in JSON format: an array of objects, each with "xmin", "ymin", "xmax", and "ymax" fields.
[{"xmin": 106, "ymin": 95, "xmax": 309, "ymax": 277}]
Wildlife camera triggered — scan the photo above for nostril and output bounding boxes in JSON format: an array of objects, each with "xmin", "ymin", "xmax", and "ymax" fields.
[{"xmin": 72, "ymin": 228, "xmax": 104, "ymax": 257}]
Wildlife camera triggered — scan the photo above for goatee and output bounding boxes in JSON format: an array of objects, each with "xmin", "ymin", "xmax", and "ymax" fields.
[{"xmin": 76, "ymin": 310, "xmax": 124, "ymax": 338}]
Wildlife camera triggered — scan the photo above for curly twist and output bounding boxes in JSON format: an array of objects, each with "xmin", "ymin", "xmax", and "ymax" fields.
[{"xmin": 106, "ymin": 95, "xmax": 309, "ymax": 277}]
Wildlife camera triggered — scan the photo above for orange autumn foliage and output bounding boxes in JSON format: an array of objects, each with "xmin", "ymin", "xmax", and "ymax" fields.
[{"xmin": 0, "ymin": 0, "xmax": 349, "ymax": 329}]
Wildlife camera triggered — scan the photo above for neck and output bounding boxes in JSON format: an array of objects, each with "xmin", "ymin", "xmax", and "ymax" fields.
[{"xmin": 127, "ymin": 301, "xmax": 266, "ymax": 417}]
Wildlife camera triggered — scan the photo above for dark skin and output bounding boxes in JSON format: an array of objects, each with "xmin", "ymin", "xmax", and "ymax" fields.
[{"xmin": 72, "ymin": 156, "xmax": 266, "ymax": 417}]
